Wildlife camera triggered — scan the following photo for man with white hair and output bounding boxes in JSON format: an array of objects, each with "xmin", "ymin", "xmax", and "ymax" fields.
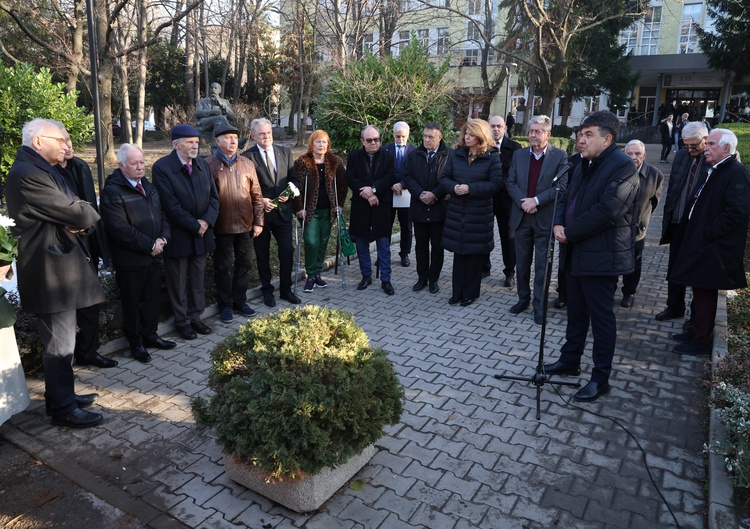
[
  {"xmin": 5, "ymin": 118, "xmax": 105, "ymax": 428},
  {"xmin": 383, "ymin": 121, "xmax": 415, "ymax": 267},
  {"xmin": 619, "ymin": 140, "xmax": 663, "ymax": 308},
  {"xmin": 152, "ymin": 124, "xmax": 219, "ymax": 340},
  {"xmin": 668, "ymin": 129, "xmax": 750, "ymax": 355},
  {"xmin": 656, "ymin": 121, "xmax": 709, "ymax": 321}
]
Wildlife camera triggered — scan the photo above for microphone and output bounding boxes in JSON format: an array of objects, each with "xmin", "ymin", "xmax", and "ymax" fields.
[{"xmin": 551, "ymin": 162, "xmax": 572, "ymax": 184}]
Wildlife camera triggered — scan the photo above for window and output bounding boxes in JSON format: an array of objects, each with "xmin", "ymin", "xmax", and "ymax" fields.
[
  {"xmin": 398, "ymin": 30, "xmax": 410, "ymax": 53},
  {"xmin": 467, "ymin": 0, "xmax": 481, "ymax": 15},
  {"xmin": 437, "ymin": 27, "xmax": 449, "ymax": 55},
  {"xmin": 462, "ymin": 48, "xmax": 479, "ymax": 66},
  {"xmin": 618, "ymin": 24, "xmax": 637, "ymax": 55},
  {"xmin": 679, "ymin": 3, "xmax": 703, "ymax": 54},
  {"xmin": 640, "ymin": 6, "xmax": 662, "ymax": 55},
  {"xmin": 398, "ymin": 0, "xmax": 410, "ymax": 11},
  {"xmin": 467, "ymin": 21, "xmax": 481, "ymax": 42},
  {"xmin": 417, "ymin": 29, "xmax": 429, "ymax": 50},
  {"xmin": 362, "ymin": 33, "xmax": 374, "ymax": 54}
]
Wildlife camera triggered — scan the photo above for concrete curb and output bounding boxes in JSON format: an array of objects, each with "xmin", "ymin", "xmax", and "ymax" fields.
[{"xmin": 708, "ymin": 291, "xmax": 739, "ymax": 529}]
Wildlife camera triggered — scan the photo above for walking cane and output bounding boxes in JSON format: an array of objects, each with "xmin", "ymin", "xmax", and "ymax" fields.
[
  {"xmin": 293, "ymin": 172, "xmax": 308, "ymax": 296},
  {"xmin": 333, "ymin": 175, "xmax": 346, "ymax": 289}
]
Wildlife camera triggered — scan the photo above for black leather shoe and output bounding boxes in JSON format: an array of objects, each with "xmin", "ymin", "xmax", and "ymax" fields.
[
  {"xmin": 673, "ymin": 342, "xmax": 711, "ymax": 355},
  {"xmin": 413, "ymin": 279, "xmax": 427, "ymax": 292},
  {"xmin": 655, "ymin": 307, "xmax": 685, "ymax": 321},
  {"xmin": 682, "ymin": 317, "xmax": 694, "ymax": 332},
  {"xmin": 460, "ymin": 298, "xmax": 475, "ymax": 307},
  {"xmin": 509, "ymin": 300, "xmax": 529, "ymax": 314},
  {"xmin": 75, "ymin": 393, "xmax": 99, "ymax": 408},
  {"xmin": 191, "ymin": 321, "xmax": 212, "ymax": 335},
  {"xmin": 504, "ymin": 275, "xmax": 516, "ymax": 288},
  {"xmin": 553, "ymin": 297, "xmax": 567, "ymax": 309},
  {"xmin": 144, "ymin": 336, "xmax": 177, "ymax": 350},
  {"xmin": 280, "ymin": 292, "xmax": 301, "ymax": 304},
  {"xmin": 429, "ymin": 282, "xmax": 439, "ymax": 294},
  {"xmin": 448, "ymin": 296, "xmax": 461, "ymax": 305},
  {"xmin": 263, "ymin": 292, "xmax": 276, "ymax": 307},
  {"xmin": 357, "ymin": 277, "xmax": 372, "ymax": 290},
  {"xmin": 51, "ymin": 407, "xmax": 103, "ymax": 429},
  {"xmin": 534, "ymin": 310, "xmax": 543, "ymax": 324},
  {"xmin": 45, "ymin": 393, "xmax": 99, "ymax": 416},
  {"xmin": 381, "ymin": 281, "xmax": 395, "ymax": 295},
  {"xmin": 400, "ymin": 255, "xmax": 410, "ymax": 267},
  {"xmin": 481, "ymin": 269, "xmax": 491, "ymax": 278},
  {"xmin": 672, "ymin": 332, "xmax": 693, "ymax": 343},
  {"xmin": 176, "ymin": 325, "xmax": 197, "ymax": 340},
  {"xmin": 131, "ymin": 345, "xmax": 152, "ymax": 363},
  {"xmin": 620, "ymin": 294, "xmax": 635, "ymax": 308},
  {"xmin": 539, "ymin": 360, "xmax": 581, "ymax": 377},
  {"xmin": 77, "ymin": 353, "xmax": 119, "ymax": 368},
  {"xmin": 574, "ymin": 380, "xmax": 610, "ymax": 402}
]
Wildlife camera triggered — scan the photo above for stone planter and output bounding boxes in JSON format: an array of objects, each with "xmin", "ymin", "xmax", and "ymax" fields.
[{"xmin": 223, "ymin": 444, "xmax": 377, "ymax": 513}]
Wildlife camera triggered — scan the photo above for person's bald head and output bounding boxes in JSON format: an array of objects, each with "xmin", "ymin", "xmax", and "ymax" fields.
[{"xmin": 489, "ymin": 115, "xmax": 506, "ymax": 142}]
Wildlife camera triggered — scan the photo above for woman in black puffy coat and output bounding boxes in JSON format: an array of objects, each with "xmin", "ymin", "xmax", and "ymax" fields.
[{"xmin": 438, "ymin": 119, "xmax": 502, "ymax": 306}]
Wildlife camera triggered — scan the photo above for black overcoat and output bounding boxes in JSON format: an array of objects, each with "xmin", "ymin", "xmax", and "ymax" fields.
[
  {"xmin": 438, "ymin": 147, "xmax": 503, "ymax": 255},
  {"xmin": 5, "ymin": 147, "xmax": 105, "ymax": 314},
  {"xmin": 345, "ymin": 147, "xmax": 396, "ymax": 240},
  {"xmin": 402, "ymin": 141, "xmax": 451, "ymax": 223},
  {"xmin": 668, "ymin": 155, "xmax": 750, "ymax": 290},
  {"xmin": 151, "ymin": 150, "xmax": 219, "ymax": 258}
]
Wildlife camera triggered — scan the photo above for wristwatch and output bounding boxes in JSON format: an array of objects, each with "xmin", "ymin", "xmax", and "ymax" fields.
[{"xmin": 371, "ymin": 186, "xmax": 377, "ymax": 194}]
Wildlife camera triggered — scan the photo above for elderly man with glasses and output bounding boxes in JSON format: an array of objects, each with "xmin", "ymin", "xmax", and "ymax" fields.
[
  {"xmin": 656, "ymin": 121, "xmax": 709, "ymax": 322},
  {"xmin": 346, "ymin": 125, "xmax": 397, "ymax": 294}
]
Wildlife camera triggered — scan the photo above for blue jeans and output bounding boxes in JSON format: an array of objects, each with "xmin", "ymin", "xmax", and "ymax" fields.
[{"xmin": 355, "ymin": 236, "xmax": 391, "ymax": 282}]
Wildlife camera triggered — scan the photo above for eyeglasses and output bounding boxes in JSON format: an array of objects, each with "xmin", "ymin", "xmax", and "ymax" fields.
[
  {"xmin": 684, "ymin": 142, "xmax": 703, "ymax": 149},
  {"xmin": 364, "ymin": 138, "xmax": 380, "ymax": 144},
  {"xmin": 40, "ymin": 135, "xmax": 68, "ymax": 145}
]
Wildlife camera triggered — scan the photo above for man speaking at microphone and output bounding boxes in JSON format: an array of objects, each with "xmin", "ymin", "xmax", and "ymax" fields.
[
  {"xmin": 506, "ymin": 115, "xmax": 569, "ymax": 324},
  {"xmin": 544, "ymin": 111, "xmax": 639, "ymax": 402}
]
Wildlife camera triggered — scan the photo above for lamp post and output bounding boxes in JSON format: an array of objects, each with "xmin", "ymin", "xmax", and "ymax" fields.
[{"xmin": 502, "ymin": 62, "xmax": 518, "ymax": 118}]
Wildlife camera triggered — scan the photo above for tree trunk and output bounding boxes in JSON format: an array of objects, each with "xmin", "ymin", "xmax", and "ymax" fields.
[
  {"xmin": 95, "ymin": 0, "xmax": 117, "ymax": 164},
  {"xmin": 68, "ymin": 0, "xmax": 86, "ymax": 93},
  {"xmin": 184, "ymin": 12, "xmax": 195, "ymax": 106},
  {"xmin": 134, "ymin": 0, "xmax": 147, "ymax": 147}
]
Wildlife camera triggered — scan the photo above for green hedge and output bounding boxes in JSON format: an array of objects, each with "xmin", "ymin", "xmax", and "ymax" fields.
[
  {"xmin": 722, "ymin": 123, "xmax": 750, "ymax": 169},
  {"xmin": 512, "ymin": 136, "xmax": 576, "ymax": 155}
]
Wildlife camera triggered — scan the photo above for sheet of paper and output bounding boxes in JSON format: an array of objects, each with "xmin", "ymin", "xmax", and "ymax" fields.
[{"xmin": 392, "ymin": 189, "xmax": 411, "ymax": 208}]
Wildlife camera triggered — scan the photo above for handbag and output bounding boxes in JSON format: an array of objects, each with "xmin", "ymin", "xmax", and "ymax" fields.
[{"xmin": 337, "ymin": 213, "xmax": 356, "ymax": 257}]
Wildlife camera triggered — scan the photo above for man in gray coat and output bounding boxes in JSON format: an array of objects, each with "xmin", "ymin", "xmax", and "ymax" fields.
[
  {"xmin": 619, "ymin": 140, "xmax": 663, "ymax": 308},
  {"xmin": 6, "ymin": 118, "xmax": 105, "ymax": 428},
  {"xmin": 506, "ymin": 115, "xmax": 568, "ymax": 324}
]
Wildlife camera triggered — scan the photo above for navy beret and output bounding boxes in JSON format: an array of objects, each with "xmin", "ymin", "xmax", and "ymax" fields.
[
  {"xmin": 213, "ymin": 122, "xmax": 240, "ymax": 138},
  {"xmin": 171, "ymin": 124, "xmax": 201, "ymax": 140}
]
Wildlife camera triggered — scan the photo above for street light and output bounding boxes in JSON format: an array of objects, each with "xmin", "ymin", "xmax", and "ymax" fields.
[{"xmin": 502, "ymin": 62, "xmax": 518, "ymax": 118}]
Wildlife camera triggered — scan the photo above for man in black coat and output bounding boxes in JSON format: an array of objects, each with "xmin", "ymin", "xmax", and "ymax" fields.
[
  {"xmin": 546, "ymin": 111, "xmax": 639, "ymax": 403},
  {"xmin": 656, "ymin": 121, "xmax": 710, "ymax": 322},
  {"xmin": 6, "ymin": 118, "xmax": 104, "ymax": 428},
  {"xmin": 485, "ymin": 115, "xmax": 522, "ymax": 285},
  {"xmin": 382, "ymin": 121, "xmax": 416, "ymax": 267},
  {"xmin": 669, "ymin": 129, "xmax": 750, "ymax": 355},
  {"xmin": 402, "ymin": 122, "xmax": 451, "ymax": 294},
  {"xmin": 659, "ymin": 114, "xmax": 674, "ymax": 163},
  {"xmin": 619, "ymin": 140, "xmax": 664, "ymax": 308},
  {"xmin": 100, "ymin": 144, "xmax": 174, "ymax": 364},
  {"xmin": 152, "ymin": 124, "xmax": 219, "ymax": 340},
  {"xmin": 241, "ymin": 118, "xmax": 301, "ymax": 307},
  {"xmin": 346, "ymin": 125, "xmax": 397, "ymax": 295},
  {"xmin": 54, "ymin": 122, "xmax": 118, "ymax": 369}
]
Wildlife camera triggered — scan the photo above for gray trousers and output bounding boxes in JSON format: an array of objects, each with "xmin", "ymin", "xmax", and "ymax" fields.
[
  {"xmin": 35, "ymin": 310, "xmax": 77, "ymax": 416},
  {"xmin": 515, "ymin": 215, "xmax": 550, "ymax": 311},
  {"xmin": 164, "ymin": 255, "xmax": 207, "ymax": 327}
]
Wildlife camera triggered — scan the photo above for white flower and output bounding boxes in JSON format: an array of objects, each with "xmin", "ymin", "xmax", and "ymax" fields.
[
  {"xmin": 0, "ymin": 215, "xmax": 15, "ymax": 229},
  {"xmin": 288, "ymin": 182, "xmax": 300, "ymax": 198}
]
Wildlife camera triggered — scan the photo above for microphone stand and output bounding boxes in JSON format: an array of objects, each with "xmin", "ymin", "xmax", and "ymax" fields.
[{"xmin": 494, "ymin": 174, "xmax": 580, "ymax": 420}]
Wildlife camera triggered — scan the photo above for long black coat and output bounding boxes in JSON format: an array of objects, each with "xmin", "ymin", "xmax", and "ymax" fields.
[
  {"xmin": 345, "ymin": 147, "xmax": 396, "ymax": 240},
  {"xmin": 668, "ymin": 156, "xmax": 750, "ymax": 290},
  {"xmin": 660, "ymin": 149, "xmax": 709, "ymax": 244},
  {"xmin": 5, "ymin": 147, "xmax": 105, "ymax": 314},
  {"xmin": 151, "ymin": 150, "xmax": 219, "ymax": 258},
  {"xmin": 554, "ymin": 143, "xmax": 639, "ymax": 277},
  {"xmin": 100, "ymin": 169, "xmax": 170, "ymax": 270},
  {"xmin": 438, "ymin": 147, "xmax": 503, "ymax": 255},
  {"xmin": 402, "ymin": 141, "xmax": 451, "ymax": 223}
]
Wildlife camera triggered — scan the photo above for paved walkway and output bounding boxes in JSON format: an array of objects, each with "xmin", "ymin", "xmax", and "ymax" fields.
[{"xmin": 1, "ymin": 145, "xmax": 708, "ymax": 529}]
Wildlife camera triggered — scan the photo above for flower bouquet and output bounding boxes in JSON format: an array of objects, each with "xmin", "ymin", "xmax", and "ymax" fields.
[
  {"xmin": 272, "ymin": 182, "xmax": 300, "ymax": 208},
  {"xmin": 0, "ymin": 215, "xmax": 18, "ymax": 266}
]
